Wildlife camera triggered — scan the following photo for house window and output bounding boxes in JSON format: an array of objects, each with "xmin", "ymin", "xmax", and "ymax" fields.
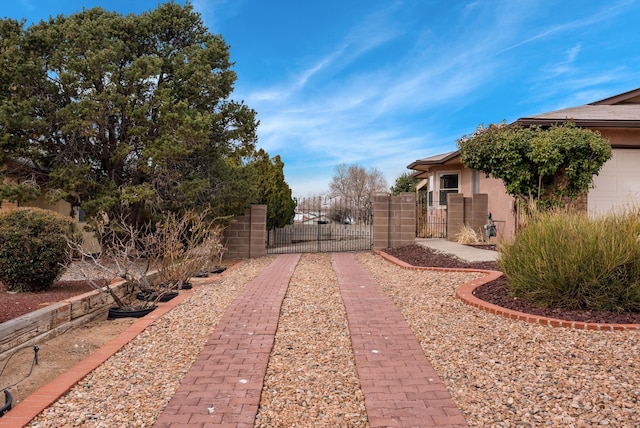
[{"xmin": 439, "ymin": 173, "xmax": 459, "ymax": 206}]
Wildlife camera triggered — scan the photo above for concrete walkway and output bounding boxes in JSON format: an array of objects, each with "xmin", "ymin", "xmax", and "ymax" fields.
[
  {"xmin": 153, "ymin": 253, "xmax": 469, "ymax": 427},
  {"xmin": 415, "ymin": 238, "xmax": 498, "ymax": 262}
]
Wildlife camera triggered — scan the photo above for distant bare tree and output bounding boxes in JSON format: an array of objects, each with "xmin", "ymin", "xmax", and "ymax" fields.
[
  {"xmin": 296, "ymin": 196, "xmax": 324, "ymax": 212},
  {"xmin": 329, "ymin": 164, "xmax": 388, "ymax": 223}
]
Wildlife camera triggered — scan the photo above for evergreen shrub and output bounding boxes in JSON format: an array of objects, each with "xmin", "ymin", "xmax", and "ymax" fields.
[
  {"xmin": 499, "ymin": 208, "xmax": 640, "ymax": 312},
  {"xmin": 0, "ymin": 208, "xmax": 80, "ymax": 292}
]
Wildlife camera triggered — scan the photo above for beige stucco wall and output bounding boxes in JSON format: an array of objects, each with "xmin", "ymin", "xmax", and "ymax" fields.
[
  {"xmin": 23, "ymin": 195, "xmax": 73, "ymax": 216},
  {"xmin": 21, "ymin": 196, "xmax": 101, "ymax": 254},
  {"xmin": 459, "ymin": 168, "xmax": 516, "ymax": 241},
  {"xmin": 413, "ymin": 127, "xmax": 640, "ymax": 242},
  {"xmin": 473, "ymin": 127, "xmax": 640, "ymax": 239},
  {"xmin": 596, "ymin": 128, "xmax": 640, "ymax": 148},
  {"xmin": 477, "ymin": 175, "xmax": 516, "ymax": 241}
]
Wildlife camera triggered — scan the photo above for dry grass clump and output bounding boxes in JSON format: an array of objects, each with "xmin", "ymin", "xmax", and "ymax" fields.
[{"xmin": 455, "ymin": 223, "xmax": 482, "ymax": 245}]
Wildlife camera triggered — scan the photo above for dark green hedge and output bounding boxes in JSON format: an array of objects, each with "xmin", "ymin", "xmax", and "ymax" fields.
[{"xmin": 0, "ymin": 208, "xmax": 80, "ymax": 292}]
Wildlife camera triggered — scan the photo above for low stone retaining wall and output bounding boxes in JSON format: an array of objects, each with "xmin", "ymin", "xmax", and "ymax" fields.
[{"xmin": 0, "ymin": 274, "xmax": 157, "ymax": 361}]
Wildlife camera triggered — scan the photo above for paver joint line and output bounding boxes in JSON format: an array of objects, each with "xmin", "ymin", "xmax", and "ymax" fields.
[
  {"xmin": 153, "ymin": 253, "xmax": 300, "ymax": 428},
  {"xmin": 332, "ymin": 252, "xmax": 469, "ymax": 427}
]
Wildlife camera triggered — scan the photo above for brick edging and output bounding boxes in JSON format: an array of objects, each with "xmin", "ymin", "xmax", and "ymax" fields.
[{"xmin": 376, "ymin": 250, "xmax": 640, "ymax": 332}]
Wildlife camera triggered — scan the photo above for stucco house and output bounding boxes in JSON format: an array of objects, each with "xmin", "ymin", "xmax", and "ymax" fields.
[
  {"xmin": 0, "ymin": 158, "xmax": 100, "ymax": 253},
  {"xmin": 408, "ymin": 87, "xmax": 640, "ymax": 242}
]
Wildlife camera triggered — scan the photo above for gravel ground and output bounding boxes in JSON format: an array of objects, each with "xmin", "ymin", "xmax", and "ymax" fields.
[
  {"xmin": 28, "ymin": 256, "xmax": 275, "ymax": 427},
  {"xmin": 356, "ymin": 252, "xmax": 640, "ymax": 427},
  {"xmin": 255, "ymin": 253, "xmax": 368, "ymax": 427},
  {"xmin": 25, "ymin": 251, "xmax": 640, "ymax": 427}
]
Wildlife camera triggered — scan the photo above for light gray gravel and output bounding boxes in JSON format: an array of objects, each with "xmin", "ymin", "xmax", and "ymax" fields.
[{"xmin": 27, "ymin": 252, "xmax": 640, "ymax": 427}]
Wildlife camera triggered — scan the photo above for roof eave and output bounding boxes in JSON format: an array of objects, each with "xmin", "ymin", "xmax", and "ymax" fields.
[
  {"xmin": 411, "ymin": 171, "xmax": 430, "ymax": 179},
  {"xmin": 406, "ymin": 150, "xmax": 461, "ymax": 170},
  {"xmin": 515, "ymin": 118, "xmax": 640, "ymax": 128},
  {"xmin": 406, "ymin": 161, "xmax": 427, "ymax": 170},
  {"xmin": 590, "ymin": 87, "xmax": 640, "ymax": 105}
]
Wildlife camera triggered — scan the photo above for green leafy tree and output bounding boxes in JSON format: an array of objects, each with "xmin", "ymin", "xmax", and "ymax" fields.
[
  {"xmin": 0, "ymin": 3, "xmax": 258, "ymax": 225},
  {"xmin": 248, "ymin": 149, "xmax": 295, "ymax": 230},
  {"xmin": 457, "ymin": 122, "xmax": 611, "ymax": 208},
  {"xmin": 390, "ymin": 171, "xmax": 417, "ymax": 195}
]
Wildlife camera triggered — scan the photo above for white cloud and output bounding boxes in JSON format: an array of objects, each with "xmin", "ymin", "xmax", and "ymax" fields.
[
  {"xmin": 566, "ymin": 44, "xmax": 582, "ymax": 63},
  {"xmin": 497, "ymin": 0, "xmax": 633, "ymax": 56},
  {"xmin": 242, "ymin": 4, "xmax": 512, "ymax": 194},
  {"xmin": 235, "ymin": 0, "xmax": 640, "ymax": 196}
]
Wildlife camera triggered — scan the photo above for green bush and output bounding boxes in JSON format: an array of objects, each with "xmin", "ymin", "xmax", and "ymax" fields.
[
  {"xmin": 499, "ymin": 208, "xmax": 640, "ymax": 312},
  {"xmin": 0, "ymin": 208, "xmax": 81, "ymax": 292}
]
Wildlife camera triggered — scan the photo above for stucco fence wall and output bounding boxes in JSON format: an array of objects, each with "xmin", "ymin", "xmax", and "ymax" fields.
[{"xmin": 446, "ymin": 193, "xmax": 490, "ymax": 242}]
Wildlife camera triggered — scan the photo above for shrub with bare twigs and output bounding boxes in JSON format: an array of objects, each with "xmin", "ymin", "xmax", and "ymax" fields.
[
  {"xmin": 153, "ymin": 210, "xmax": 225, "ymax": 289},
  {"xmin": 69, "ymin": 210, "xmax": 227, "ymax": 310}
]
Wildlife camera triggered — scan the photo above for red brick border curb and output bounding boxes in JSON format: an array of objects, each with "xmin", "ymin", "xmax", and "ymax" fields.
[{"xmin": 377, "ymin": 250, "xmax": 640, "ymax": 332}]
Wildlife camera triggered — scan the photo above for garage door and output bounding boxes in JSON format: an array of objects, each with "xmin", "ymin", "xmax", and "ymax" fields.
[{"xmin": 588, "ymin": 148, "xmax": 640, "ymax": 215}]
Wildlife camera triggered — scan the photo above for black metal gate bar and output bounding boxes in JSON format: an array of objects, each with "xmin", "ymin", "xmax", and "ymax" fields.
[
  {"xmin": 416, "ymin": 194, "xmax": 447, "ymax": 238},
  {"xmin": 267, "ymin": 196, "xmax": 373, "ymax": 254}
]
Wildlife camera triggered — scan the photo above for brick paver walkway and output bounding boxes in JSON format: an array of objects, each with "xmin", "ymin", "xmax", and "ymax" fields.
[
  {"xmin": 332, "ymin": 253, "xmax": 468, "ymax": 427},
  {"xmin": 154, "ymin": 252, "xmax": 468, "ymax": 427},
  {"xmin": 154, "ymin": 254, "xmax": 301, "ymax": 428}
]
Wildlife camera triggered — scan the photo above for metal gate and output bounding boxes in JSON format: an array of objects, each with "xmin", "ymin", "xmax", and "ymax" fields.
[
  {"xmin": 416, "ymin": 191, "xmax": 447, "ymax": 238},
  {"xmin": 267, "ymin": 196, "xmax": 373, "ymax": 254}
]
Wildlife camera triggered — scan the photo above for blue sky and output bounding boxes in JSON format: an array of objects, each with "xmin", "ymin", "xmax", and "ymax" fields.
[{"xmin": 4, "ymin": 1, "xmax": 640, "ymax": 196}]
